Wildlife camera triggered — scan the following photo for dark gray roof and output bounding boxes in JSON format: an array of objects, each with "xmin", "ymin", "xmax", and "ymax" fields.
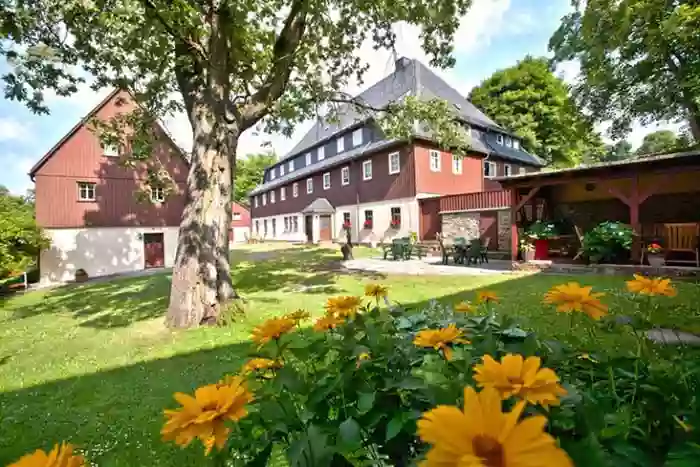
[
  {"xmin": 282, "ymin": 58, "xmax": 506, "ymax": 162},
  {"xmin": 482, "ymin": 133, "xmax": 545, "ymax": 166},
  {"xmin": 248, "ymin": 138, "xmax": 400, "ymax": 196},
  {"xmin": 301, "ymin": 198, "xmax": 335, "ymax": 214}
]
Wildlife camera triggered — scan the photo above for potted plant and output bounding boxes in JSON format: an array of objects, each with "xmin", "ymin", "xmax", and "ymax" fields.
[
  {"xmin": 74, "ymin": 268, "xmax": 89, "ymax": 283},
  {"xmin": 342, "ymin": 220, "xmax": 351, "ymax": 231},
  {"xmin": 646, "ymin": 242, "xmax": 665, "ymax": 267},
  {"xmin": 363, "ymin": 219, "xmax": 372, "ymax": 229},
  {"xmin": 525, "ymin": 221, "xmax": 557, "ymax": 260},
  {"xmin": 390, "ymin": 218, "xmax": 401, "ymax": 229},
  {"xmin": 519, "ymin": 239, "xmax": 536, "ymax": 262}
]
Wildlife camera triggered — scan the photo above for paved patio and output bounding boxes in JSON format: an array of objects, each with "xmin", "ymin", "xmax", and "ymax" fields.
[{"xmin": 342, "ymin": 256, "xmax": 517, "ymax": 276}]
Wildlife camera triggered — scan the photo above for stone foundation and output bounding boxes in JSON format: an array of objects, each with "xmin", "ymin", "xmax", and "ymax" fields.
[
  {"xmin": 442, "ymin": 212, "xmax": 480, "ymax": 240},
  {"xmin": 497, "ymin": 210, "xmax": 511, "ymax": 251}
]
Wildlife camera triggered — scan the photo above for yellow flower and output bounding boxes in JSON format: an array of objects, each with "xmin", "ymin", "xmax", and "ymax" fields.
[
  {"xmin": 417, "ymin": 386, "xmax": 573, "ymax": 467},
  {"xmin": 673, "ymin": 415, "xmax": 693, "ymax": 433},
  {"xmin": 284, "ymin": 309, "xmax": 311, "ymax": 323},
  {"xmin": 324, "ymin": 295, "xmax": 362, "ymax": 318},
  {"xmin": 476, "ymin": 290, "xmax": 499, "ymax": 304},
  {"xmin": 250, "ymin": 317, "xmax": 296, "ymax": 348},
  {"xmin": 8, "ymin": 442, "xmax": 85, "ymax": 467},
  {"xmin": 413, "ymin": 324, "xmax": 470, "ymax": 361},
  {"xmin": 364, "ymin": 283, "xmax": 388, "ymax": 299},
  {"xmin": 162, "ymin": 376, "xmax": 253, "ymax": 455},
  {"xmin": 241, "ymin": 358, "xmax": 281, "ymax": 375},
  {"xmin": 313, "ymin": 314, "xmax": 345, "ymax": 331},
  {"xmin": 454, "ymin": 301, "xmax": 475, "ymax": 313},
  {"xmin": 626, "ymin": 274, "xmax": 677, "ymax": 297},
  {"xmin": 543, "ymin": 282, "xmax": 608, "ymax": 320},
  {"xmin": 356, "ymin": 352, "xmax": 371, "ymax": 368},
  {"xmin": 473, "ymin": 354, "xmax": 567, "ymax": 408}
]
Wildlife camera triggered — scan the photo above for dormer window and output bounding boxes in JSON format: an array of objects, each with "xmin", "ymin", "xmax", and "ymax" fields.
[
  {"xmin": 496, "ymin": 134, "xmax": 504, "ymax": 145},
  {"xmin": 288, "ymin": 160, "xmax": 294, "ymax": 172},
  {"xmin": 270, "ymin": 167, "xmax": 276, "ymax": 180},
  {"xmin": 513, "ymin": 140, "xmax": 520, "ymax": 150},
  {"xmin": 280, "ymin": 165, "xmax": 285, "ymax": 176},
  {"xmin": 102, "ymin": 144, "xmax": 119, "ymax": 157},
  {"xmin": 505, "ymin": 137, "xmax": 513, "ymax": 147},
  {"xmin": 337, "ymin": 136, "xmax": 345, "ymax": 153},
  {"xmin": 305, "ymin": 153, "xmax": 311, "ymax": 166},
  {"xmin": 352, "ymin": 128, "xmax": 363, "ymax": 147},
  {"xmin": 318, "ymin": 145, "xmax": 325, "ymax": 160}
]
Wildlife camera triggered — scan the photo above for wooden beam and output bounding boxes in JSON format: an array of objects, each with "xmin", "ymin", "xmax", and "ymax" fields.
[
  {"xmin": 514, "ymin": 186, "xmax": 541, "ymax": 212},
  {"xmin": 607, "ymin": 186, "xmax": 632, "ymax": 206},
  {"xmin": 510, "ymin": 189, "xmax": 519, "ymax": 261}
]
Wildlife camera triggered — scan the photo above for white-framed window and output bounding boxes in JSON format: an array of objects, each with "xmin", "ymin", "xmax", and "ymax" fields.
[
  {"xmin": 293, "ymin": 182, "xmax": 299, "ymax": 197},
  {"xmin": 318, "ymin": 146, "xmax": 325, "ymax": 160},
  {"xmin": 504, "ymin": 164, "xmax": 512, "ymax": 176},
  {"xmin": 262, "ymin": 192, "xmax": 267, "ymax": 205},
  {"xmin": 496, "ymin": 134, "xmax": 504, "ymax": 145},
  {"xmin": 323, "ymin": 172, "xmax": 331, "ymax": 190},
  {"xmin": 362, "ymin": 159, "xmax": 372, "ymax": 180},
  {"xmin": 288, "ymin": 159, "xmax": 295, "ymax": 172},
  {"xmin": 270, "ymin": 167, "xmax": 276, "ymax": 180},
  {"xmin": 429, "ymin": 150, "xmax": 441, "ymax": 172},
  {"xmin": 254, "ymin": 196, "xmax": 259, "ymax": 208},
  {"xmin": 341, "ymin": 166, "xmax": 350, "ymax": 186},
  {"xmin": 513, "ymin": 140, "xmax": 520, "ymax": 150},
  {"xmin": 388, "ymin": 152, "xmax": 400, "ymax": 174},
  {"xmin": 233, "ymin": 212, "xmax": 242, "ymax": 220},
  {"xmin": 484, "ymin": 161, "xmax": 497, "ymax": 179},
  {"xmin": 270, "ymin": 190, "xmax": 276, "ymax": 203},
  {"xmin": 78, "ymin": 182, "xmax": 96, "ymax": 201},
  {"xmin": 102, "ymin": 144, "xmax": 119, "ymax": 157},
  {"xmin": 281, "ymin": 186, "xmax": 286, "ymax": 200},
  {"xmin": 150, "ymin": 186, "xmax": 165, "ymax": 203},
  {"xmin": 505, "ymin": 137, "xmax": 513, "ymax": 148},
  {"xmin": 452, "ymin": 155, "xmax": 462, "ymax": 175},
  {"xmin": 519, "ymin": 166, "xmax": 527, "ymax": 175},
  {"xmin": 352, "ymin": 128, "xmax": 363, "ymax": 147},
  {"xmin": 337, "ymin": 136, "xmax": 345, "ymax": 153},
  {"xmin": 306, "ymin": 178, "xmax": 313, "ymax": 194},
  {"xmin": 280, "ymin": 165, "xmax": 285, "ymax": 176},
  {"xmin": 305, "ymin": 153, "xmax": 311, "ymax": 166}
]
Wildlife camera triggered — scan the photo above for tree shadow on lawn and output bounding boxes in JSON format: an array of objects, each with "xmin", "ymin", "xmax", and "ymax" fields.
[{"xmin": 2, "ymin": 274, "xmax": 699, "ymax": 466}]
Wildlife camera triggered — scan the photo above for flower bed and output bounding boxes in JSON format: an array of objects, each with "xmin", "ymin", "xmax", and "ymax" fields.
[{"xmin": 11, "ymin": 279, "xmax": 700, "ymax": 466}]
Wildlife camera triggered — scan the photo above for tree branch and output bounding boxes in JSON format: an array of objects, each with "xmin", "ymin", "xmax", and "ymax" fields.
[
  {"xmin": 240, "ymin": 0, "xmax": 308, "ymax": 129},
  {"xmin": 141, "ymin": 0, "xmax": 209, "ymax": 65}
]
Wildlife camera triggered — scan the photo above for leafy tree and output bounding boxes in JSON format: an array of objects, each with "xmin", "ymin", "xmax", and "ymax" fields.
[
  {"xmin": 636, "ymin": 130, "xmax": 679, "ymax": 155},
  {"xmin": 1, "ymin": 0, "xmax": 472, "ymax": 327},
  {"xmin": 469, "ymin": 56, "xmax": 605, "ymax": 166},
  {"xmin": 234, "ymin": 152, "xmax": 277, "ymax": 204},
  {"xmin": 0, "ymin": 189, "xmax": 49, "ymax": 278},
  {"xmin": 550, "ymin": 0, "xmax": 700, "ymax": 142},
  {"xmin": 601, "ymin": 140, "xmax": 633, "ymax": 162}
]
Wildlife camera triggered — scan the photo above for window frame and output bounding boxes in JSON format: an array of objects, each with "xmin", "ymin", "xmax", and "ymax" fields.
[
  {"xmin": 318, "ymin": 145, "xmax": 325, "ymax": 160},
  {"xmin": 352, "ymin": 128, "xmax": 363, "ymax": 147},
  {"xmin": 262, "ymin": 192, "xmax": 267, "ymax": 205},
  {"xmin": 288, "ymin": 159, "xmax": 294, "ymax": 172},
  {"xmin": 270, "ymin": 190, "xmax": 276, "ymax": 203},
  {"xmin": 390, "ymin": 207, "xmax": 402, "ymax": 227},
  {"xmin": 452, "ymin": 155, "xmax": 463, "ymax": 175},
  {"xmin": 306, "ymin": 178, "xmax": 313, "ymax": 194},
  {"xmin": 484, "ymin": 161, "xmax": 497, "ymax": 179},
  {"xmin": 341, "ymin": 166, "xmax": 350, "ymax": 186},
  {"xmin": 293, "ymin": 182, "xmax": 299, "ymax": 197},
  {"xmin": 150, "ymin": 186, "xmax": 165, "ymax": 203},
  {"xmin": 503, "ymin": 164, "xmax": 512, "ymax": 177},
  {"xmin": 336, "ymin": 136, "xmax": 345, "ymax": 153},
  {"xmin": 519, "ymin": 166, "xmax": 527, "ymax": 175},
  {"xmin": 305, "ymin": 153, "xmax": 311, "ymax": 166},
  {"xmin": 293, "ymin": 216, "xmax": 299, "ymax": 232},
  {"xmin": 388, "ymin": 152, "xmax": 400, "ymax": 175},
  {"xmin": 102, "ymin": 144, "xmax": 119, "ymax": 158},
  {"xmin": 254, "ymin": 196, "xmax": 259, "ymax": 208},
  {"xmin": 496, "ymin": 134, "xmax": 504, "ymax": 145},
  {"xmin": 77, "ymin": 182, "xmax": 96, "ymax": 202},
  {"xmin": 280, "ymin": 186, "xmax": 286, "ymax": 201},
  {"xmin": 429, "ymin": 149, "xmax": 441, "ymax": 172},
  {"xmin": 232, "ymin": 212, "xmax": 242, "ymax": 221},
  {"xmin": 280, "ymin": 165, "xmax": 285, "ymax": 176},
  {"xmin": 270, "ymin": 167, "xmax": 276, "ymax": 180},
  {"xmin": 323, "ymin": 172, "xmax": 331, "ymax": 190},
  {"xmin": 513, "ymin": 140, "xmax": 520, "ymax": 150},
  {"xmin": 362, "ymin": 159, "xmax": 373, "ymax": 181}
]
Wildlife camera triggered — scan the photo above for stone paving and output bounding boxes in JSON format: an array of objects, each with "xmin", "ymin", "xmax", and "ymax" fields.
[{"xmin": 342, "ymin": 256, "xmax": 517, "ymax": 276}]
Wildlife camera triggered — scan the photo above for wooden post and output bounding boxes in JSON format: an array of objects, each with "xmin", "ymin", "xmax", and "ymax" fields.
[
  {"xmin": 510, "ymin": 189, "xmax": 519, "ymax": 262},
  {"xmin": 608, "ymin": 175, "xmax": 646, "ymax": 262}
]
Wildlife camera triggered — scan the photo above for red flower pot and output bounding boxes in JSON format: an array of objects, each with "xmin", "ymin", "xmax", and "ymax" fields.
[{"xmin": 534, "ymin": 239, "xmax": 549, "ymax": 260}]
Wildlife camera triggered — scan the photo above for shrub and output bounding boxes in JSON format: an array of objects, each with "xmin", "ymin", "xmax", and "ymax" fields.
[
  {"xmin": 525, "ymin": 220, "xmax": 558, "ymax": 240},
  {"xmin": 581, "ymin": 221, "xmax": 634, "ymax": 264}
]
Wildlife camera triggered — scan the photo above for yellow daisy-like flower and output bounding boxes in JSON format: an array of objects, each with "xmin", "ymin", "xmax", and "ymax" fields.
[
  {"xmin": 8, "ymin": 442, "xmax": 85, "ymax": 467},
  {"xmin": 473, "ymin": 354, "xmax": 567, "ymax": 408},
  {"xmin": 325, "ymin": 295, "xmax": 362, "ymax": 318},
  {"xmin": 240, "ymin": 358, "xmax": 282, "ymax": 375},
  {"xmin": 284, "ymin": 309, "xmax": 311, "ymax": 323},
  {"xmin": 162, "ymin": 376, "xmax": 253, "ymax": 455},
  {"xmin": 250, "ymin": 317, "xmax": 296, "ymax": 348},
  {"xmin": 413, "ymin": 324, "xmax": 470, "ymax": 361},
  {"xmin": 417, "ymin": 386, "xmax": 573, "ymax": 467},
  {"xmin": 626, "ymin": 274, "xmax": 677, "ymax": 297},
  {"xmin": 313, "ymin": 314, "xmax": 345, "ymax": 331},
  {"xmin": 364, "ymin": 283, "xmax": 388, "ymax": 299},
  {"xmin": 356, "ymin": 352, "xmax": 371, "ymax": 368},
  {"xmin": 476, "ymin": 290, "xmax": 499, "ymax": 304},
  {"xmin": 543, "ymin": 282, "xmax": 608, "ymax": 320},
  {"xmin": 454, "ymin": 301, "xmax": 475, "ymax": 313}
]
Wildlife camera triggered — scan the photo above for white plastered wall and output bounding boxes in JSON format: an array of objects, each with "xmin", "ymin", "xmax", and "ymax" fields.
[{"xmin": 333, "ymin": 197, "xmax": 420, "ymax": 245}]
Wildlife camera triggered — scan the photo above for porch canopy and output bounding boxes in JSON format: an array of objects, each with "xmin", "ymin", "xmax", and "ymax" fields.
[
  {"xmin": 496, "ymin": 149, "xmax": 700, "ymax": 262},
  {"xmin": 301, "ymin": 197, "xmax": 335, "ymax": 214}
]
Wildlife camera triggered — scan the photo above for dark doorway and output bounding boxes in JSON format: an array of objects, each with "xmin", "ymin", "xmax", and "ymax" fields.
[
  {"xmin": 143, "ymin": 233, "xmax": 165, "ymax": 268},
  {"xmin": 305, "ymin": 215, "xmax": 313, "ymax": 242},
  {"xmin": 319, "ymin": 214, "xmax": 332, "ymax": 241}
]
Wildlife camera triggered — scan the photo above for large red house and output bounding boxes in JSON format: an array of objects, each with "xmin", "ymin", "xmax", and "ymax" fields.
[{"xmin": 29, "ymin": 89, "xmax": 189, "ymax": 284}]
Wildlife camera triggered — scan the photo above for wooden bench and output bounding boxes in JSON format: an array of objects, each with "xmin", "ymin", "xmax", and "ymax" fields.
[{"xmin": 663, "ymin": 223, "xmax": 700, "ymax": 267}]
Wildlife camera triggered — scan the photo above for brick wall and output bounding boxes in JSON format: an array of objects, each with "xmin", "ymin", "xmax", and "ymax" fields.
[{"xmin": 441, "ymin": 212, "xmax": 481, "ymax": 240}]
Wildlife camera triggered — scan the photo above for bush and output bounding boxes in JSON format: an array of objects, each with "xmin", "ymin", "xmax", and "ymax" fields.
[
  {"xmin": 581, "ymin": 221, "xmax": 634, "ymax": 264},
  {"xmin": 525, "ymin": 220, "xmax": 558, "ymax": 240}
]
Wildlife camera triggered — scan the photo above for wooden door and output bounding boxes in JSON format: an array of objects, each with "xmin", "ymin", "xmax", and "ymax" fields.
[
  {"xmin": 305, "ymin": 215, "xmax": 314, "ymax": 242},
  {"xmin": 319, "ymin": 215, "xmax": 332, "ymax": 241},
  {"xmin": 143, "ymin": 233, "xmax": 165, "ymax": 268},
  {"xmin": 419, "ymin": 198, "xmax": 441, "ymax": 241}
]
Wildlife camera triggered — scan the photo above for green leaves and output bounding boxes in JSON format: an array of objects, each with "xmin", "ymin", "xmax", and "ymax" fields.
[{"xmin": 338, "ymin": 417, "xmax": 363, "ymax": 449}]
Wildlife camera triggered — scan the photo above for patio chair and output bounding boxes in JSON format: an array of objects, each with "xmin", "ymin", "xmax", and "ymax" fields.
[
  {"xmin": 663, "ymin": 223, "xmax": 700, "ymax": 267},
  {"xmin": 572, "ymin": 225, "xmax": 584, "ymax": 261},
  {"xmin": 479, "ymin": 237, "xmax": 491, "ymax": 264},
  {"xmin": 453, "ymin": 237, "xmax": 468, "ymax": 264},
  {"xmin": 464, "ymin": 240, "xmax": 484, "ymax": 265},
  {"xmin": 436, "ymin": 233, "xmax": 455, "ymax": 265}
]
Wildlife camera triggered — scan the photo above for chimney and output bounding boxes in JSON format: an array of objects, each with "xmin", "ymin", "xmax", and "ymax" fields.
[{"xmin": 395, "ymin": 57, "xmax": 411, "ymax": 70}]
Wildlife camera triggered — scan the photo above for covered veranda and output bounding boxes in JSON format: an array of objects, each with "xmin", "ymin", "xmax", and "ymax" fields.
[{"xmin": 498, "ymin": 150, "xmax": 700, "ymax": 267}]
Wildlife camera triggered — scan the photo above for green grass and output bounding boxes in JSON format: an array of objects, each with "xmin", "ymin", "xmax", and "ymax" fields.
[{"xmin": 1, "ymin": 244, "xmax": 699, "ymax": 466}]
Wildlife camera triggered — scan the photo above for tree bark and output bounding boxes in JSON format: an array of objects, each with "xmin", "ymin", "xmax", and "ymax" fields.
[{"xmin": 165, "ymin": 100, "xmax": 237, "ymax": 328}]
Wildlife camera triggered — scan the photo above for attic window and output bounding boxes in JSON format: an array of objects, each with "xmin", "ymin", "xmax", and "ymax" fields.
[
  {"xmin": 513, "ymin": 140, "xmax": 520, "ymax": 150},
  {"xmin": 505, "ymin": 137, "xmax": 513, "ymax": 147},
  {"xmin": 102, "ymin": 144, "xmax": 119, "ymax": 157},
  {"xmin": 496, "ymin": 134, "xmax": 504, "ymax": 145}
]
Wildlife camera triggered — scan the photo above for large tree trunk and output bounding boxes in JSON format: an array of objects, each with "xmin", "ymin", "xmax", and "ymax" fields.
[{"xmin": 165, "ymin": 103, "xmax": 237, "ymax": 328}]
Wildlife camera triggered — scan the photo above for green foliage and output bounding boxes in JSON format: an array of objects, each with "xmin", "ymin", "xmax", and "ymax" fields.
[
  {"xmin": 525, "ymin": 220, "xmax": 558, "ymax": 240},
  {"xmin": 636, "ymin": 130, "xmax": 681, "ymax": 156},
  {"xmin": 581, "ymin": 221, "xmax": 634, "ymax": 264},
  {"xmin": 550, "ymin": 1, "xmax": 700, "ymax": 142},
  {"xmin": 0, "ymin": 189, "xmax": 49, "ymax": 278},
  {"xmin": 235, "ymin": 153, "xmax": 278, "ymax": 203},
  {"xmin": 602, "ymin": 141, "xmax": 634, "ymax": 162},
  {"xmin": 468, "ymin": 56, "xmax": 605, "ymax": 166}
]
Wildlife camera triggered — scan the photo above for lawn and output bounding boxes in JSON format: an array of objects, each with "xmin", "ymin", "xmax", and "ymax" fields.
[{"xmin": 1, "ymin": 244, "xmax": 699, "ymax": 466}]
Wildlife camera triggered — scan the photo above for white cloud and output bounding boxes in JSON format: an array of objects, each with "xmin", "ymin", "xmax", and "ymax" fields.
[
  {"xmin": 0, "ymin": 118, "xmax": 31, "ymax": 142},
  {"xmin": 0, "ymin": 154, "xmax": 34, "ymax": 194}
]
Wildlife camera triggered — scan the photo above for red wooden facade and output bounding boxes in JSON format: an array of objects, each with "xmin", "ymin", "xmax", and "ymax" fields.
[
  {"xmin": 231, "ymin": 201, "xmax": 251, "ymax": 228},
  {"xmin": 30, "ymin": 89, "xmax": 189, "ymax": 229},
  {"xmin": 438, "ymin": 190, "xmax": 511, "ymax": 213}
]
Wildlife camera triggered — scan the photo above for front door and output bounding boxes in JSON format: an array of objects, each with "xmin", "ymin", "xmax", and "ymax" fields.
[
  {"xmin": 319, "ymin": 215, "xmax": 332, "ymax": 241},
  {"xmin": 305, "ymin": 215, "xmax": 314, "ymax": 243},
  {"xmin": 420, "ymin": 198, "xmax": 441, "ymax": 241},
  {"xmin": 143, "ymin": 233, "xmax": 165, "ymax": 268}
]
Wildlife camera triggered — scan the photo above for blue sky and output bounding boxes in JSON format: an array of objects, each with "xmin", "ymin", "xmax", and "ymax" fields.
[{"xmin": 0, "ymin": 0, "xmax": 677, "ymax": 195}]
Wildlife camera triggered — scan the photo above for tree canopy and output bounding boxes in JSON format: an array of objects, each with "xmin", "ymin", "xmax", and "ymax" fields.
[
  {"xmin": 1, "ymin": 0, "xmax": 473, "ymax": 327},
  {"xmin": 636, "ymin": 130, "xmax": 679, "ymax": 156},
  {"xmin": 0, "ymin": 188, "xmax": 48, "ymax": 279},
  {"xmin": 468, "ymin": 56, "xmax": 605, "ymax": 166},
  {"xmin": 234, "ymin": 152, "xmax": 277, "ymax": 204},
  {"xmin": 549, "ymin": 0, "xmax": 700, "ymax": 142},
  {"xmin": 601, "ymin": 140, "xmax": 633, "ymax": 162}
]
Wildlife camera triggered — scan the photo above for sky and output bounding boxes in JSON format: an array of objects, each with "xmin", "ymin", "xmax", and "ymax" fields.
[{"xmin": 0, "ymin": 0, "xmax": 681, "ymax": 195}]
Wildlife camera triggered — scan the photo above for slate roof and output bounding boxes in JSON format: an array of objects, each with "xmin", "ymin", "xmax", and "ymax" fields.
[{"xmin": 301, "ymin": 198, "xmax": 335, "ymax": 214}]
